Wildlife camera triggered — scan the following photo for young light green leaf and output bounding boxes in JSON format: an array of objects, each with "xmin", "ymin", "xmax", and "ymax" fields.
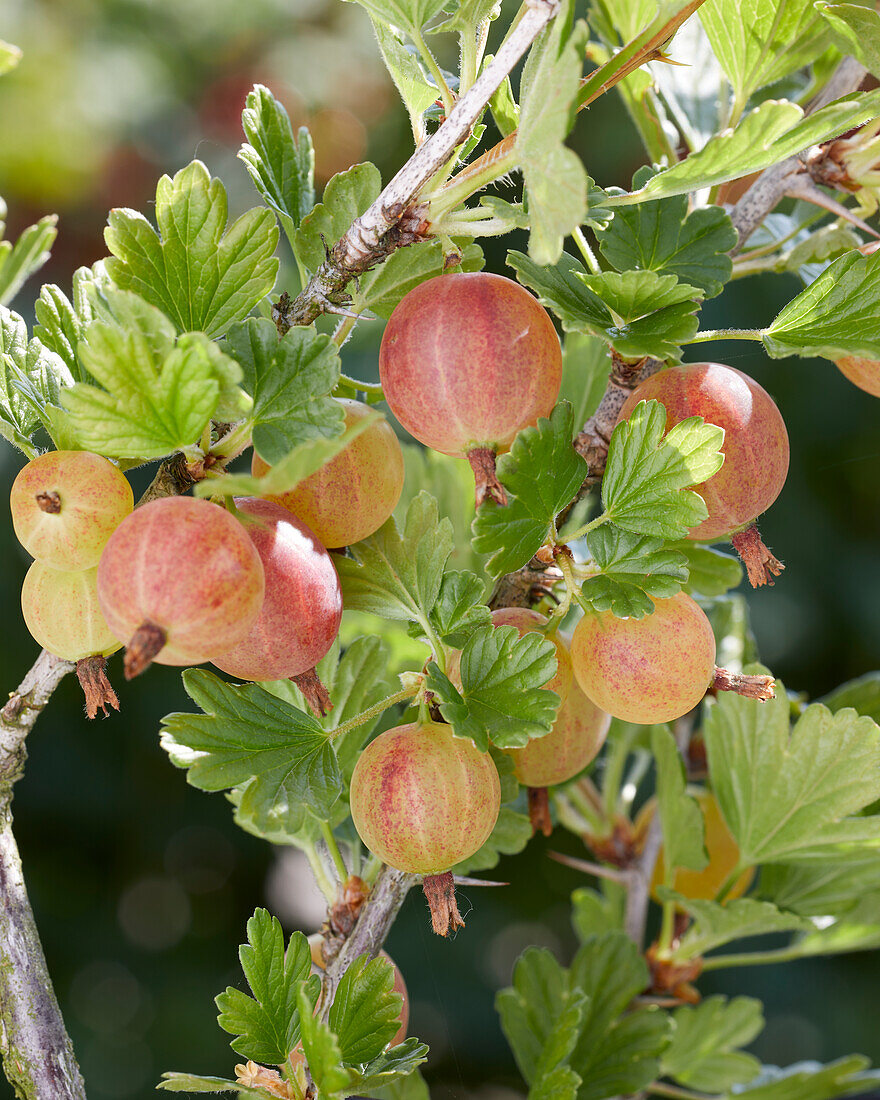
[
  {"xmin": 661, "ymin": 995, "xmax": 763, "ymax": 1093},
  {"xmin": 329, "ymin": 954, "xmax": 404, "ymax": 1065},
  {"xmin": 699, "ymin": 0, "xmax": 830, "ymax": 104},
  {"xmin": 665, "ymin": 892, "xmax": 812, "ymax": 960},
  {"xmin": 239, "ymin": 84, "xmax": 315, "ymax": 241},
  {"xmin": 157, "ymin": 1073, "xmax": 264, "ymax": 1096},
  {"xmin": 675, "ymin": 542, "xmax": 743, "ymax": 597},
  {"xmin": 764, "ymin": 249, "xmax": 880, "ymax": 360},
  {"xmin": 559, "ymin": 332, "xmax": 610, "ymax": 427},
  {"xmin": 601, "ymin": 399, "xmax": 725, "ymax": 539},
  {"xmin": 370, "ymin": 19, "xmax": 438, "ymax": 143},
  {"xmin": 198, "ymin": 413, "xmax": 379, "ymax": 500},
  {"xmin": 579, "ymin": 526, "xmax": 689, "ymax": 619},
  {"xmin": 215, "ymin": 908, "xmax": 314, "ymax": 1063},
  {"xmin": 0, "ymin": 213, "xmax": 57, "ymax": 307},
  {"xmin": 32, "ymin": 262, "xmax": 109, "ymax": 382},
  {"xmin": 335, "ymin": 492, "xmax": 453, "ymax": 624},
  {"xmin": 816, "ymin": 3, "xmax": 880, "ymax": 77},
  {"xmin": 704, "ymin": 676, "xmax": 880, "ymax": 865},
  {"xmin": 225, "ymin": 317, "xmax": 342, "ymax": 463},
  {"xmin": 472, "ymin": 402, "xmax": 587, "ymax": 577},
  {"xmin": 105, "ymin": 160, "xmax": 279, "ymax": 339},
  {"xmin": 432, "ymin": 0, "xmax": 501, "ymax": 33},
  {"xmin": 61, "ymin": 290, "xmax": 243, "ymax": 459},
  {"xmin": 516, "ymin": 19, "xmax": 588, "ymax": 264},
  {"xmin": 297, "ymin": 984, "xmax": 350, "ymax": 1100},
  {"xmin": 294, "ymin": 162, "xmax": 381, "ymax": 275},
  {"xmin": 580, "ymin": 269, "xmax": 704, "ymax": 319},
  {"xmin": 429, "ymin": 570, "xmax": 491, "ymax": 648},
  {"xmin": 426, "ymin": 623, "xmax": 559, "ymax": 751},
  {"xmin": 760, "ymin": 855, "xmax": 880, "ymax": 919},
  {"xmin": 349, "ymin": 1042, "xmax": 431, "ymax": 1093},
  {"xmin": 568, "ymin": 932, "xmax": 670, "ymax": 1100},
  {"xmin": 598, "ymin": 167, "xmax": 736, "ymax": 298},
  {"xmin": 0, "ymin": 307, "xmax": 74, "ymax": 456},
  {"xmin": 819, "ymin": 672, "xmax": 880, "ymax": 723},
  {"xmin": 570, "ymin": 887, "xmax": 624, "ymax": 941},
  {"xmin": 728, "ymin": 1057, "xmax": 879, "ymax": 1100},
  {"xmin": 453, "ymin": 806, "xmax": 533, "ymax": 874},
  {"xmin": 623, "ymin": 91, "xmax": 880, "ymax": 203},
  {"xmin": 652, "ymin": 724, "xmax": 707, "ymax": 875},
  {"xmin": 342, "ymin": 0, "xmax": 447, "ymax": 34},
  {"xmin": 160, "ymin": 670, "xmax": 343, "ymax": 833},
  {"xmin": 508, "ymin": 249, "xmax": 607, "ymax": 333},
  {"xmin": 352, "ymin": 238, "xmax": 483, "ymax": 319},
  {"xmin": 528, "ymin": 989, "xmax": 586, "ymax": 1100}
]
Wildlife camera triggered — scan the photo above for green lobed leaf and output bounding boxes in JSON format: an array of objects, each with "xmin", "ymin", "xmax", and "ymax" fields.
[
  {"xmin": 0, "ymin": 213, "xmax": 57, "ymax": 307},
  {"xmin": 105, "ymin": 160, "xmax": 279, "ymax": 339},
  {"xmin": 342, "ymin": 0, "xmax": 448, "ymax": 34},
  {"xmin": 559, "ymin": 332, "xmax": 611, "ymax": 428},
  {"xmin": 329, "ymin": 954, "xmax": 404, "ymax": 1065},
  {"xmin": 239, "ymin": 84, "xmax": 315, "ymax": 240},
  {"xmin": 427, "ymin": 623, "xmax": 559, "ymax": 751},
  {"xmin": 160, "ymin": 670, "xmax": 343, "ymax": 834},
  {"xmin": 676, "ymin": 542, "xmax": 743, "ymax": 597},
  {"xmin": 335, "ymin": 492, "xmax": 453, "ymax": 624},
  {"xmin": 664, "ymin": 892, "xmax": 814, "ymax": 961},
  {"xmin": 453, "ymin": 806, "xmax": 533, "ymax": 875},
  {"xmin": 0, "ymin": 306, "xmax": 74, "ymax": 456},
  {"xmin": 432, "ymin": 0, "xmax": 501, "ymax": 33},
  {"xmin": 568, "ymin": 932, "xmax": 670, "ymax": 1100},
  {"xmin": 600, "ymin": 399, "xmax": 725, "ymax": 539},
  {"xmin": 508, "ymin": 251, "xmax": 701, "ymax": 360},
  {"xmin": 625, "ymin": 90, "xmax": 880, "ymax": 203},
  {"xmin": 527, "ymin": 990, "xmax": 586, "ymax": 1100},
  {"xmin": 819, "ymin": 672, "xmax": 880, "ymax": 723},
  {"xmin": 294, "ymin": 162, "xmax": 381, "ymax": 275},
  {"xmin": 352, "ymin": 237, "xmax": 483, "ymax": 319},
  {"xmin": 578, "ymin": 525, "xmax": 690, "ymax": 618},
  {"xmin": 472, "ymin": 402, "xmax": 587, "ymax": 577},
  {"xmin": 764, "ymin": 249, "xmax": 880, "ymax": 360},
  {"xmin": 61, "ymin": 289, "xmax": 244, "ymax": 459},
  {"xmin": 428, "ymin": 570, "xmax": 491, "ymax": 648},
  {"xmin": 570, "ymin": 887, "xmax": 624, "ymax": 941},
  {"xmin": 727, "ymin": 1057, "xmax": 880, "ymax": 1100},
  {"xmin": 699, "ymin": 0, "xmax": 831, "ymax": 103},
  {"xmin": 816, "ymin": 2, "xmax": 880, "ymax": 77},
  {"xmin": 33, "ymin": 262, "xmax": 109, "ymax": 383},
  {"xmin": 350, "ymin": 1042, "xmax": 431, "ymax": 1093},
  {"xmin": 495, "ymin": 947, "xmax": 575, "ymax": 1085},
  {"xmin": 516, "ymin": 17, "xmax": 588, "ymax": 265},
  {"xmin": 157, "ymin": 1073, "xmax": 264, "ymax": 1096},
  {"xmin": 215, "ymin": 908, "xmax": 314, "ymax": 1063},
  {"xmin": 704, "ymin": 673, "xmax": 880, "ymax": 865},
  {"xmin": 652, "ymin": 724, "xmax": 707, "ymax": 875},
  {"xmin": 225, "ymin": 317, "xmax": 342, "ymax": 464},
  {"xmin": 660, "ymin": 995, "xmax": 763, "ymax": 1093},
  {"xmin": 297, "ymin": 984, "xmax": 350, "ymax": 1100},
  {"xmin": 370, "ymin": 20, "xmax": 438, "ymax": 143},
  {"xmin": 598, "ymin": 167, "xmax": 736, "ymax": 298},
  {"xmin": 760, "ymin": 855, "xmax": 880, "ymax": 919}
]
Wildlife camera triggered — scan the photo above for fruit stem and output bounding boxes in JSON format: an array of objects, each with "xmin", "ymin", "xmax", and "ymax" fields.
[
  {"xmin": 684, "ymin": 328, "xmax": 765, "ymax": 344},
  {"xmin": 527, "ymin": 787, "xmax": 553, "ymax": 836},
  {"xmin": 300, "ymin": 838, "xmax": 337, "ymax": 903},
  {"xmin": 330, "ymin": 687, "xmax": 420, "ymax": 740},
  {"xmin": 562, "ymin": 511, "xmax": 610, "ymax": 544},
  {"xmin": 699, "ymin": 943, "xmax": 811, "ymax": 972},
  {"xmin": 656, "ymin": 895, "xmax": 677, "ymax": 957},
  {"xmin": 337, "ymin": 372, "xmax": 384, "ymax": 396},
  {"xmin": 572, "ymin": 227, "xmax": 602, "ymax": 275},
  {"xmin": 318, "ymin": 821, "xmax": 349, "ymax": 883}
]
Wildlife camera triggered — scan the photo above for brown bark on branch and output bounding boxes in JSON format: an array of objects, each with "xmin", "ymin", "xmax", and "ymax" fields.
[{"xmin": 274, "ymin": 0, "xmax": 562, "ymax": 332}]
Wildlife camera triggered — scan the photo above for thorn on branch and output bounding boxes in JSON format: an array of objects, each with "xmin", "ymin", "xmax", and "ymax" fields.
[
  {"xmin": 711, "ymin": 666, "xmax": 776, "ymax": 701},
  {"xmin": 730, "ymin": 524, "xmax": 785, "ymax": 587},
  {"xmin": 422, "ymin": 870, "xmax": 465, "ymax": 936},
  {"xmin": 75, "ymin": 656, "xmax": 120, "ymax": 719}
]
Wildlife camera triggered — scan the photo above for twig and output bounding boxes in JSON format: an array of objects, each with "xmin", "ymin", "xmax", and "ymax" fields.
[
  {"xmin": 624, "ymin": 715, "xmax": 692, "ymax": 947},
  {"xmin": 547, "ymin": 850, "xmax": 633, "ymax": 885},
  {"xmin": 276, "ymin": 0, "xmax": 562, "ymax": 331},
  {"xmin": 319, "ymin": 866, "xmax": 416, "ymax": 1013}
]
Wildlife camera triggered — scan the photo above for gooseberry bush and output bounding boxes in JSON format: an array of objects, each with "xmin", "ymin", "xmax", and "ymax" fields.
[{"xmin": 4, "ymin": 2, "xmax": 880, "ymax": 1098}]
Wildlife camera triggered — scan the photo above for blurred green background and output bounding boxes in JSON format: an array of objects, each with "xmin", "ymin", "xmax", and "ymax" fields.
[{"xmin": 1, "ymin": 1, "xmax": 880, "ymax": 1097}]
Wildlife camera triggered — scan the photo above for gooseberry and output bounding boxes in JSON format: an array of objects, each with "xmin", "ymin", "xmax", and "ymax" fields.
[
  {"xmin": 21, "ymin": 562, "xmax": 121, "ymax": 662},
  {"xmin": 211, "ymin": 498, "xmax": 342, "ymax": 708},
  {"xmin": 97, "ymin": 496, "xmax": 265, "ymax": 678},
  {"xmin": 11, "ymin": 450, "xmax": 133, "ymax": 570},
  {"xmin": 509, "ymin": 680, "xmax": 610, "ymax": 789},
  {"xmin": 350, "ymin": 720, "xmax": 500, "ymax": 875},
  {"xmin": 835, "ymin": 356, "xmax": 880, "ymax": 397},
  {"xmin": 378, "ymin": 273, "xmax": 562, "ymax": 505},
  {"xmin": 570, "ymin": 592, "xmax": 716, "ymax": 725},
  {"xmin": 251, "ymin": 399, "xmax": 404, "ymax": 547},
  {"xmin": 639, "ymin": 790, "xmax": 754, "ymax": 902},
  {"xmin": 618, "ymin": 363, "xmax": 789, "ymax": 585}
]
